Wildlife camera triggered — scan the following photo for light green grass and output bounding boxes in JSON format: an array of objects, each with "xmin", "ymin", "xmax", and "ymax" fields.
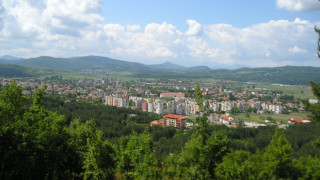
[
  {"xmin": 232, "ymin": 112, "xmax": 310, "ymax": 124},
  {"xmin": 253, "ymin": 84, "xmax": 314, "ymax": 99}
]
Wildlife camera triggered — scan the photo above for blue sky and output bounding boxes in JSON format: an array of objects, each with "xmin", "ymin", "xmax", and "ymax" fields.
[
  {"xmin": 1, "ymin": 0, "xmax": 320, "ymax": 68},
  {"xmin": 103, "ymin": 0, "xmax": 319, "ymax": 28}
]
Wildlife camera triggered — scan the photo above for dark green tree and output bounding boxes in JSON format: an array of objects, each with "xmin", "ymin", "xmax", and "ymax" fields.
[
  {"xmin": 163, "ymin": 85, "xmax": 230, "ymax": 179},
  {"xmin": 230, "ymin": 107, "xmax": 240, "ymax": 114},
  {"xmin": 302, "ymin": 81, "xmax": 320, "ymax": 122},
  {"xmin": 259, "ymin": 128, "xmax": 296, "ymax": 179},
  {"xmin": 0, "ymin": 82, "xmax": 76, "ymax": 179},
  {"xmin": 68, "ymin": 119, "xmax": 116, "ymax": 179},
  {"xmin": 116, "ymin": 129, "xmax": 160, "ymax": 179},
  {"xmin": 215, "ymin": 150, "xmax": 261, "ymax": 180}
]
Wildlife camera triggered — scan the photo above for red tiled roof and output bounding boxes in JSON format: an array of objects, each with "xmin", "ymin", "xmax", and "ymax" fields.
[
  {"xmin": 210, "ymin": 113, "xmax": 219, "ymax": 116},
  {"xmin": 161, "ymin": 92, "xmax": 185, "ymax": 96},
  {"xmin": 289, "ymin": 118, "xmax": 311, "ymax": 124},
  {"xmin": 220, "ymin": 114, "xmax": 229, "ymax": 119},
  {"xmin": 163, "ymin": 114, "xmax": 185, "ymax": 121},
  {"xmin": 150, "ymin": 120, "xmax": 164, "ymax": 126}
]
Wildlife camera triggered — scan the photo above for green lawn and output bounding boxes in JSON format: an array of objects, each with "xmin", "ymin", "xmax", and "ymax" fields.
[
  {"xmin": 232, "ymin": 112, "xmax": 310, "ymax": 124},
  {"xmin": 253, "ymin": 84, "xmax": 314, "ymax": 99}
]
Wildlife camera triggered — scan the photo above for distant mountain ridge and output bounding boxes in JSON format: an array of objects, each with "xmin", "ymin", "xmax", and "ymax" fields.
[
  {"xmin": 148, "ymin": 61, "xmax": 187, "ymax": 72},
  {"xmin": 17, "ymin": 56, "xmax": 149, "ymax": 72},
  {"xmin": 0, "ymin": 55, "xmax": 319, "ymax": 85},
  {"xmin": 0, "ymin": 55, "xmax": 24, "ymax": 64},
  {"xmin": 16, "ymin": 55, "xmax": 212, "ymax": 73}
]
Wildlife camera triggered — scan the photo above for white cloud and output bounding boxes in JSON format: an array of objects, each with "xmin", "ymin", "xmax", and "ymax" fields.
[
  {"xmin": 288, "ymin": 46, "xmax": 306, "ymax": 53},
  {"xmin": 126, "ymin": 25, "xmax": 141, "ymax": 32},
  {"xmin": 205, "ymin": 18, "xmax": 319, "ymax": 66},
  {"xmin": 276, "ymin": 0, "xmax": 320, "ymax": 12},
  {"xmin": 185, "ymin": 19, "xmax": 202, "ymax": 36},
  {"xmin": 0, "ymin": 1, "xmax": 5, "ymax": 30},
  {"xmin": 0, "ymin": 0, "xmax": 319, "ymax": 67}
]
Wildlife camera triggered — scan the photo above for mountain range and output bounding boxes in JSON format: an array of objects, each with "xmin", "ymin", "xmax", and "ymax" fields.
[{"xmin": 0, "ymin": 55, "xmax": 320, "ymax": 85}]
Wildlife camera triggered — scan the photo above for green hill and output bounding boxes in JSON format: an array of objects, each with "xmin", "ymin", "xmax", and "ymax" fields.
[
  {"xmin": 17, "ymin": 56, "xmax": 149, "ymax": 72},
  {"xmin": 0, "ymin": 63, "xmax": 33, "ymax": 77},
  {"xmin": 9, "ymin": 55, "xmax": 320, "ymax": 85},
  {"xmin": 207, "ymin": 66, "xmax": 320, "ymax": 85}
]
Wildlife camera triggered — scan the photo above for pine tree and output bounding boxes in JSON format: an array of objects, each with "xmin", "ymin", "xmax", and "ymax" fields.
[{"xmin": 259, "ymin": 128, "xmax": 295, "ymax": 179}]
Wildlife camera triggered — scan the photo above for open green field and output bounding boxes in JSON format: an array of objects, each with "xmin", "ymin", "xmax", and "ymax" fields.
[
  {"xmin": 254, "ymin": 84, "xmax": 314, "ymax": 99},
  {"xmin": 232, "ymin": 112, "xmax": 310, "ymax": 124}
]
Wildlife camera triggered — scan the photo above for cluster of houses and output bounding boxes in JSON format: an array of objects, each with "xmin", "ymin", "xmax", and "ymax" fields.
[
  {"xmin": 105, "ymin": 92, "xmax": 285, "ymax": 116},
  {"xmin": 150, "ymin": 113, "xmax": 312, "ymax": 130},
  {"xmin": 150, "ymin": 113, "xmax": 243, "ymax": 129},
  {"xmin": 0, "ymin": 78, "xmax": 313, "ymax": 117},
  {"xmin": 150, "ymin": 114, "xmax": 187, "ymax": 129}
]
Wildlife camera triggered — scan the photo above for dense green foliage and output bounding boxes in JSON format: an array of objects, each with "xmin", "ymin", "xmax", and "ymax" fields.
[
  {"xmin": 0, "ymin": 63, "xmax": 34, "ymax": 77},
  {"xmin": 303, "ymin": 81, "xmax": 320, "ymax": 122},
  {"xmin": 0, "ymin": 81, "xmax": 115, "ymax": 179},
  {"xmin": 207, "ymin": 66, "xmax": 320, "ymax": 85},
  {"xmin": 42, "ymin": 95, "xmax": 161, "ymax": 140}
]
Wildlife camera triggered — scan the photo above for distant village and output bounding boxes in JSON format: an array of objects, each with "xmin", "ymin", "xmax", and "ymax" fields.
[{"xmin": 0, "ymin": 77, "xmax": 316, "ymax": 128}]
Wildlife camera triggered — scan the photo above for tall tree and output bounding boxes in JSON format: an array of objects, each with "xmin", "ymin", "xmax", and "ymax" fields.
[
  {"xmin": 259, "ymin": 128, "xmax": 296, "ymax": 179},
  {"xmin": 116, "ymin": 129, "xmax": 160, "ymax": 179},
  {"xmin": 68, "ymin": 119, "xmax": 116, "ymax": 179},
  {"xmin": 215, "ymin": 150, "xmax": 261, "ymax": 180},
  {"xmin": 163, "ymin": 85, "xmax": 230, "ymax": 179},
  {"xmin": 0, "ymin": 83, "xmax": 75, "ymax": 179}
]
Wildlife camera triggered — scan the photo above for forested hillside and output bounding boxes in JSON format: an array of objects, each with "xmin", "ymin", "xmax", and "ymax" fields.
[
  {"xmin": 1, "ymin": 82, "xmax": 320, "ymax": 179},
  {"xmin": 208, "ymin": 66, "xmax": 320, "ymax": 85},
  {"xmin": 0, "ymin": 63, "xmax": 33, "ymax": 77}
]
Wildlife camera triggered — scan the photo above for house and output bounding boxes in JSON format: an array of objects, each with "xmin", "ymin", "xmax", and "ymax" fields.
[
  {"xmin": 163, "ymin": 114, "xmax": 186, "ymax": 128},
  {"xmin": 150, "ymin": 120, "xmax": 164, "ymax": 127},
  {"xmin": 288, "ymin": 118, "xmax": 311, "ymax": 125},
  {"xmin": 208, "ymin": 113, "xmax": 219, "ymax": 122},
  {"xmin": 160, "ymin": 92, "xmax": 185, "ymax": 98},
  {"xmin": 219, "ymin": 114, "xmax": 234, "ymax": 125},
  {"xmin": 230, "ymin": 119, "xmax": 244, "ymax": 126}
]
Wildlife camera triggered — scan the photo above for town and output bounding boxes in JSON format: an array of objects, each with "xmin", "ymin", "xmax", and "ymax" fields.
[{"xmin": 0, "ymin": 77, "xmax": 315, "ymax": 128}]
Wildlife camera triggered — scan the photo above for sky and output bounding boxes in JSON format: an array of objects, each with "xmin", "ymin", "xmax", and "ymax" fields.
[{"xmin": 0, "ymin": 0, "xmax": 320, "ymax": 68}]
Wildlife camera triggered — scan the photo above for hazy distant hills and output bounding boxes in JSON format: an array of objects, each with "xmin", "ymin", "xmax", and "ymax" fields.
[
  {"xmin": 16, "ymin": 56, "xmax": 213, "ymax": 73},
  {"xmin": 148, "ymin": 61, "xmax": 187, "ymax": 72},
  {"xmin": 0, "ymin": 63, "xmax": 33, "ymax": 77},
  {"xmin": 0, "ymin": 55, "xmax": 320, "ymax": 85},
  {"xmin": 205, "ymin": 66, "xmax": 320, "ymax": 85},
  {"xmin": 0, "ymin": 55, "xmax": 24, "ymax": 64},
  {"xmin": 17, "ymin": 56, "xmax": 149, "ymax": 72}
]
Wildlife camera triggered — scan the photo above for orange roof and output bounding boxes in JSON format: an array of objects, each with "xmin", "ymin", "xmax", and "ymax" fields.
[
  {"xmin": 220, "ymin": 114, "xmax": 229, "ymax": 119},
  {"xmin": 150, "ymin": 120, "xmax": 164, "ymax": 126},
  {"xmin": 210, "ymin": 113, "xmax": 219, "ymax": 116},
  {"xmin": 163, "ymin": 114, "xmax": 185, "ymax": 121},
  {"xmin": 289, "ymin": 118, "xmax": 311, "ymax": 124},
  {"xmin": 161, "ymin": 92, "xmax": 185, "ymax": 95},
  {"xmin": 289, "ymin": 118, "xmax": 303, "ymax": 123}
]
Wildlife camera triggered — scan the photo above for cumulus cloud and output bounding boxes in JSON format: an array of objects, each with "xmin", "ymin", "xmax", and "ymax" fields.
[
  {"xmin": 288, "ymin": 46, "xmax": 306, "ymax": 53},
  {"xmin": 0, "ymin": 0, "xmax": 319, "ymax": 67},
  {"xmin": 185, "ymin": 19, "xmax": 202, "ymax": 36},
  {"xmin": 126, "ymin": 25, "xmax": 141, "ymax": 32},
  {"xmin": 276, "ymin": 0, "xmax": 320, "ymax": 12},
  {"xmin": 205, "ymin": 18, "xmax": 319, "ymax": 66},
  {"xmin": 0, "ymin": 1, "xmax": 5, "ymax": 30}
]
